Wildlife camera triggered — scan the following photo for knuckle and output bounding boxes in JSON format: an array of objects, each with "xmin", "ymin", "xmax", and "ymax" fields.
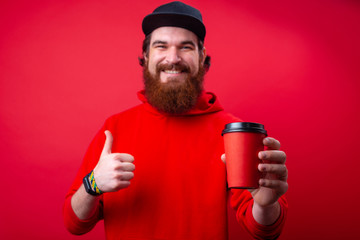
[
  {"xmin": 116, "ymin": 172, "xmax": 124, "ymax": 180},
  {"xmin": 271, "ymin": 180, "xmax": 280, "ymax": 188},
  {"xmin": 284, "ymin": 182, "xmax": 289, "ymax": 191},
  {"xmin": 130, "ymin": 163, "xmax": 135, "ymax": 171},
  {"xmin": 116, "ymin": 171, "xmax": 135, "ymax": 181},
  {"xmin": 265, "ymin": 179, "xmax": 273, "ymax": 187},
  {"xmin": 276, "ymin": 140, "xmax": 281, "ymax": 148},
  {"xmin": 284, "ymin": 167, "xmax": 289, "ymax": 179},
  {"xmin": 267, "ymin": 151, "xmax": 286, "ymax": 162},
  {"xmin": 266, "ymin": 164, "xmax": 274, "ymax": 172},
  {"xmin": 122, "ymin": 162, "xmax": 136, "ymax": 171},
  {"xmin": 113, "ymin": 153, "xmax": 122, "ymax": 160},
  {"xmin": 112, "ymin": 181, "xmax": 122, "ymax": 189},
  {"xmin": 276, "ymin": 165, "xmax": 287, "ymax": 179},
  {"xmin": 125, "ymin": 172, "xmax": 135, "ymax": 180},
  {"xmin": 117, "ymin": 163, "xmax": 127, "ymax": 171},
  {"xmin": 120, "ymin": 153, "xmax": 134, "ymax": 162},
  {"xmin": 268, "ymin": 138, "xmax": 280, "ymax": 149},
  {"xmin": 271, "ymin": 138, "xmax": 280, "ymax": 147},
  {"xmin": 112, "ymin": 171, "xmax": 121, "ymax": 180},
  {"xmin": 279, "ymin": 181, "xmax": 289, "ymax": 194},
  {"xmin": 277, "ymin": 164, "xmax": 285, "ymax": 173}
]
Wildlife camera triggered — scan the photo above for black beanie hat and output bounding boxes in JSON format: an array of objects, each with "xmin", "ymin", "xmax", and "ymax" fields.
[{"xmin": 142, "ymin": 1, "xmax": 206, "ymax": 41}]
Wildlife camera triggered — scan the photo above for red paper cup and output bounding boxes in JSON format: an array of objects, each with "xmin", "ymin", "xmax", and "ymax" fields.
[{"xmin": 222, "ymin": 122, "xmax": 267, "ymax": 189}]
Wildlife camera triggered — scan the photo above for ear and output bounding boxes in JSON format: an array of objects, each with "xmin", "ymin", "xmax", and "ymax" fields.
[
  {"xmin": 201, "ymin": 47, "xmax": 207, "ymax": 64},
  {"xmin": 143, "ymin": 52, "xmax": 148, "ymax": 62}
]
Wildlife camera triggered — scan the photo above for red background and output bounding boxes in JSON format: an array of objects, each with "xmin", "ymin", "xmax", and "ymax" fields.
[{"xmin": 1, "ymin": 0, "xmax": 359, "ymax": 239}]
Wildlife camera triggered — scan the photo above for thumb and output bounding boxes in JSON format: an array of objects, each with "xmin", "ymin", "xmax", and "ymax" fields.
[
  {"xmin": 101, "ymin": 130, "xmax": 113, "ymax": 156},
  {"xmin": 221, "ymin": 154, "xmax": 226, "ymax": 164}
]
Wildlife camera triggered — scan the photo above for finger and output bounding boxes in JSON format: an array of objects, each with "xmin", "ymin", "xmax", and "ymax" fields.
[
  {"xmin": 115, "ymin": 171, "xmax": 135, "ymax": 181},
  {"xmin": 258, "ymin": 164, "xmax": 288, "ymax": 180},
  {"xmin": 116, "ymin": 162, "xmax": 135, "ymax": 172},
  {"xmin": 101, "ymin": 130, "xmax": 113, "ymax": 156},
  {"xmin": 119, "ymin": 181, "xmax": 131, "ymax": 188},
  {"xmin": 259, "ymin": 179, "xmax": 288, "ymax": 194},
  {"xmin": 221, "ymin": 154, "xmax": 226, "ymax": 164},
  {"xmin": 113, "ymin": 153, "xmax": 135, "ymax": 163},
  {"xmin": 263, "ymin": 137, "xmax": 281, "ymax": 150},
  {"xmin": 258, "ymin": 150, "xmax": 286, "ymax": 164}
]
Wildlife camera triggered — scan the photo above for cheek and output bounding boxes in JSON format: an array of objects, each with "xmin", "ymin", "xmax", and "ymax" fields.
[
  {"xmin": 185, "ymin": 53, "xmax": 199, "ymax": 67},
  {"xmin": 148, "ymin": 53, "xmax": 163, "ymax": 73},
  {"xmin": 188, "ymin": 58, "xmax": 200, "ymax": 74},
  {"xmin": 147, "ymin": 59, "xmax": 158, "ymax": 74}
]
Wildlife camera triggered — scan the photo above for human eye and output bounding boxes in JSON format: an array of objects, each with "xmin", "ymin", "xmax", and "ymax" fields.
[
  {"xmin": 153, "ymin": 42, "xmax": 167, "ymax": 50},
  {"xmin": 180, "ymin": 42, "xmax": 195, "ymax": 51},
  {"xmin": 182, "ymin": 45, "xmax": 193, "ymax": 50},
  {"xmin": 155, "ymin": 44, "xmax": 166, "ymax": 49}
]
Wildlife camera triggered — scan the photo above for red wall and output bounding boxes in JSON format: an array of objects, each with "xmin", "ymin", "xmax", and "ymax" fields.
[{"xmin": 1, "ymin": 0, "xmax": 359, "ymax": 239}]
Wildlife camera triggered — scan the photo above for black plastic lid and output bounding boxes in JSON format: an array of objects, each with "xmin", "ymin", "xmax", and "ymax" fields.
[{"xmin": 222, "ymin": 122, "xmax": 267, "ymax": 136}]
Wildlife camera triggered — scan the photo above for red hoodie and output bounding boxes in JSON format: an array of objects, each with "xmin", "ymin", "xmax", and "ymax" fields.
[{"xmin": 63, "ymin": 91, "xmax": 287, "ymax": 239}]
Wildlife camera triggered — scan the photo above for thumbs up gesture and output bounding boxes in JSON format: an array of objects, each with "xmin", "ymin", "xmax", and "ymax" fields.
[{"xmin": 93, "ymin": 130, "xmax": 135, "ymax": 193}]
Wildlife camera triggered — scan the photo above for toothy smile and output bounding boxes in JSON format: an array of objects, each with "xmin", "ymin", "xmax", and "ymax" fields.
[{"xmin": 164, "ymin": 70, "xmax": 182, "ymax": 74}]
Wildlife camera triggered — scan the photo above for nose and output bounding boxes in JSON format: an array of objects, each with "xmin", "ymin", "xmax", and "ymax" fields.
[{"xmin": 165, "ymin": 47, "xmax": 181, "ymax": 64}]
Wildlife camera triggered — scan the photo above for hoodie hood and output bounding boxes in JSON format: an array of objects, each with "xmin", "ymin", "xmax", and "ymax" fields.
[{"xmin": 137, "ymin": 90, "xmax": 224, "ymax": 116}]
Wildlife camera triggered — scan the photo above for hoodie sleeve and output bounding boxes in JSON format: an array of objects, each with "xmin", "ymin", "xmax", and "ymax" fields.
[
  {"xmin": 230, "ymin": 189, "xmax": 288, "ymax": 239},
  {"xmin": 63, "ymin": 124, "xmax": 107, "ymax": 235},
  {"xmin": 63, "ymin": 194, "xmax": 103, "ymax": 235}
]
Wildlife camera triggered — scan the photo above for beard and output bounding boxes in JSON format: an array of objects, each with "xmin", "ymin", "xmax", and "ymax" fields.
[{"xmin": 143, "ymin": 61, "xmax": 205, "ymax": 114}]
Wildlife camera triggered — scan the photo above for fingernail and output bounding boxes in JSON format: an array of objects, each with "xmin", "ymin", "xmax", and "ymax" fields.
[
  {"xmin": 259, "ymin": 179, "xmax": 265, "ymax": 186},
  {"xmin": 260, "ymin": 164, "xmax": 266, "ymax": 171},
  {"xmin": 260, "ymin": 151, "xmax": 267, "ymax": 159}
]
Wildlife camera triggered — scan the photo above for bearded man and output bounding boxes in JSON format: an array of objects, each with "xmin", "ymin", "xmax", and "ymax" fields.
[{"xmin": 63, "ymin": 2, "xmax": 288, "ymax": 239}]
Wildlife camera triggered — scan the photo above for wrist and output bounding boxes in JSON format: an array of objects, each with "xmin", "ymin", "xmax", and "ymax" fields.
[
  {"xmin": 83, "ymin": 170, "xmax": 103, "ymax": 196},
  {"xmin": 252, "ymin": 201, "xmax": 281, "ymax": 225}
]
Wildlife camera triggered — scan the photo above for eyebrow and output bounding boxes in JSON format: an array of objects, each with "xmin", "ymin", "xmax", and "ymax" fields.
[
  {"xmin": 180, "ymin": 41, "xmax": 196, "ymax": 47},
  {"xmin": 151, "ymin": 40, "xmax": 196, "ymax": 47},
  {"xmin": 152, "ymin": 40, "xmax": 167, "ymax": 46}
]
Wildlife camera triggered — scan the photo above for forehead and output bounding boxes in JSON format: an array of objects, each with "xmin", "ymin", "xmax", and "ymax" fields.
[{"xmin": 150, "ymin": 27, "xmax": 198, "ymax": 45}]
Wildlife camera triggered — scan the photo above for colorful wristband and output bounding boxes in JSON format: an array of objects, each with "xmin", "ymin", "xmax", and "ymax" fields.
[
  {"xmin": 83, "ymin": 170, "xmax": 103, "ymax": 196},
  {"xmin": 89, "ymin": 170, "xmax": 103, "ymax": 195}
]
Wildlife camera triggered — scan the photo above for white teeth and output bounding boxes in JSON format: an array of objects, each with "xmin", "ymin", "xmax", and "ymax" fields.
[{"xmin": 164, "ymin": 70, "xmax": 181, "ymax": 74}]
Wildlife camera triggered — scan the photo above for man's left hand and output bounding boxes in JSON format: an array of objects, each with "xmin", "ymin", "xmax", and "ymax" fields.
[
  {"xmin": 221, "ymin": 137, "xmax": 288, "ymax": 206},
  {"xmin": 249, "ymin": 137, "xmax": 288, "ymax": 207}
]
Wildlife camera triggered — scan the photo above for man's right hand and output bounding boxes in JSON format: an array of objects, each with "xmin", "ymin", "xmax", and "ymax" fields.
[{"xmin": 93, "ymin": 130, "xmax": 135, "ymax": 193}]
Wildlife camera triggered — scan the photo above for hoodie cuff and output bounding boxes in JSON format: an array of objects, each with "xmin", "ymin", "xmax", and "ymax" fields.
[
  {"xmin": 245, "ymin": 198, "xmax": 287, "ymax": 239},
  {"xmin": 63, "ymin": 195, "xmax": 101, "ymax": 235}
]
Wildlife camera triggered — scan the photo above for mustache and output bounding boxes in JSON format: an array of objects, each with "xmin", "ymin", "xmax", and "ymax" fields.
[{"xmin": 156, "ymin": 63, "xmax": 190, "ymax": 73}]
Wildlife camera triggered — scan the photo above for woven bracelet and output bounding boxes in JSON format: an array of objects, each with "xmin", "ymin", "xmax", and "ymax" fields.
[{"xmin": 89, "ymin": 170, "xmax": 103, "ymax": 195}]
